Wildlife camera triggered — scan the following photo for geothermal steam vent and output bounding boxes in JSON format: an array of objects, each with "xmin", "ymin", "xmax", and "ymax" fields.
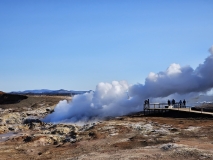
[{"xmin": 44, "ymin": 47, "xmax": 213, "ymax": 123}]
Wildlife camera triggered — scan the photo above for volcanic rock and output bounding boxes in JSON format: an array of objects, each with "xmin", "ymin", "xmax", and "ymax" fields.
[{"xmin": 0, "ymin": 92, "xmax": 27, "ymax": 104}]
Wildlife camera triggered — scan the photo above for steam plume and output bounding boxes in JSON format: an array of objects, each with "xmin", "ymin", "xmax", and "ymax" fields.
[
  {"xmin": 209, "ymin": 45, "xmax": 213, "ymax": 55},
  {"xmin": 130, "ymin": 50, "xmax": 213, "ymax": 98},
  {"xmin": 44, "ymin": 48, "xmax": 213, "ymax": 123},
  {"xmin": 44, "ymin": 81, "xmax": 141, "ymax": 122}
]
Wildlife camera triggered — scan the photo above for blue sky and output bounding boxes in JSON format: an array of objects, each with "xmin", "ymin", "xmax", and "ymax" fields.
[{"xmin": 1, "ymin": 1, "xmax": 213, "ymax": 92}]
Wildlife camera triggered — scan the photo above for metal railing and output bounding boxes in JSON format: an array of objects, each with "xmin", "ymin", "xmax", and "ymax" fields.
[
  {"xmin": 143, "ymin": 102, "xmax": 212, "ymax": 115},
  {"xmin": 144, "ymin": 103, "xmax": 187, "ymax": 109}
]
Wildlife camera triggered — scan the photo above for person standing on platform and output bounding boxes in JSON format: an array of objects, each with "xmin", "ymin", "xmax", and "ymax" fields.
[
  {"xmin": 183, "ymin": 99, "xmax": 186, "ymax": 107},
  {"xmin": 179, "ymin": 100, "xmax": 182, "ymax": 108},
  {"xmin": 172, "ymin": 99, "xmax": 175, "ymax": 107},
  {"xmin": 168, "ymin": 100, "xmax": 171, "ymax": 107},
  {"xmin": 144, "ymin": 100, "xmax": 148, "ymax": 109}
]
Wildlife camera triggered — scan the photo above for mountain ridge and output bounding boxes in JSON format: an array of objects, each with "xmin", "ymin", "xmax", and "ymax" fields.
[{"xmin": 10, "ymin": 89, "xmax": 92, "ymax": 96}]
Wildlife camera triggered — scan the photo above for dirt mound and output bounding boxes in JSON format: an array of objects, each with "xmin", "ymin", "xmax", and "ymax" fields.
[
  {"xmin": 0, "ymin": 91, "xmax": 5, "ymax": 95},
  {"xmin": 0, "ymin": 93, "xmax": 28, "ymax": 104}
]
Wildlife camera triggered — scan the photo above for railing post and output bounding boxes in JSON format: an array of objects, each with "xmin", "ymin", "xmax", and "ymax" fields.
[{"xmin": 144, "ymin": 104, "xmax": 145, "ymax": 115}]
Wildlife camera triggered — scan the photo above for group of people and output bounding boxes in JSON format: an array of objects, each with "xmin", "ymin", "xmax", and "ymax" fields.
[
  {"xmin": 168, "ymin": 99, "xmax": 186, "ymax": 108},
  {"xmin": 143, "ymin": 98, "xmax": 186, "ymax": 108}
]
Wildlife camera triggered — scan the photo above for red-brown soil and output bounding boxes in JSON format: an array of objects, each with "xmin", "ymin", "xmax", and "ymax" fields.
[{"xmin": 0, "ymin": 91, "xmax": 5, "ymax": 95}]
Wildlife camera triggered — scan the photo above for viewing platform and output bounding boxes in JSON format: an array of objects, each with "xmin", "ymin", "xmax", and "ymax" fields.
[{"xmin": 144, "ymin": 103, "xmax": 213, "ymax": 117}]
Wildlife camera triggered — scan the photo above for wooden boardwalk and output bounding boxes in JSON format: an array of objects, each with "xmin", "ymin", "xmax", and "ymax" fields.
[{"xmin": 144, "ymin": 103, "xmax": 213, "ymax": 116}]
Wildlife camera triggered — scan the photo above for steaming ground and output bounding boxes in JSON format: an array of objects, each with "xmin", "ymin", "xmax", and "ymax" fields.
[
  {"xmin": 44, "ymin": 46, "xmax": 213, "ymax": 123},
  {"xmin": 44, "ymin": 81, "xmax": 142, "ymax": 123}
]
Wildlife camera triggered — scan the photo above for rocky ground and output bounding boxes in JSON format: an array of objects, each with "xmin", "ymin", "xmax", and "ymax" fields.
[{"xmin": 0, "ymin": 96, "xmax": 213, "ymax": 159}]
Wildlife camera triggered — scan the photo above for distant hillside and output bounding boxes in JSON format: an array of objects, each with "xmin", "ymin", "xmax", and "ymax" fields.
[
  {"xmin": 0, "ymin": 92, "xmax": 28, "ymax": 104},
  {"xmin": 10, "ymin": 89, "xmax": 92, "ymax": 96}
]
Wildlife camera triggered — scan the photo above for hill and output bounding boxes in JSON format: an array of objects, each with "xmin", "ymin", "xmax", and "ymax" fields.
[
  {"xmin": 10, "ymin": 89, "xmax": 91, "ymax": 96},
  {"xmin": 0, "ymin": 91, "xmax": 5, "ymax": 95},
  {"xmin": 0, "ymin": 92, "xmax": 28, "ymax": 104}
]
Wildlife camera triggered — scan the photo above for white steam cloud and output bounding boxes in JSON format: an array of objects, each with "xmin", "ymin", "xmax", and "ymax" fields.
[
  {"xmin": 44, "ymin": 81, "xmax": 141, "ymax": 123},
  {"xmin": 130, "ymin": 51, "xmax": 213, "ymax": 98},
  {"xmin": 209, "ymin": 45, "xmax": 213, "ymax": 55},
  {"xmin": 44, "ymin": 48, "xmax": 213, "ymax": 123}
]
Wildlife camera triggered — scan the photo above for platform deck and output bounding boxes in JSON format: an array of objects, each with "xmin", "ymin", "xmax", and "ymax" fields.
[{"xmin": 144, "ymin": 103, "xmax": 213, "ymax": 116}]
